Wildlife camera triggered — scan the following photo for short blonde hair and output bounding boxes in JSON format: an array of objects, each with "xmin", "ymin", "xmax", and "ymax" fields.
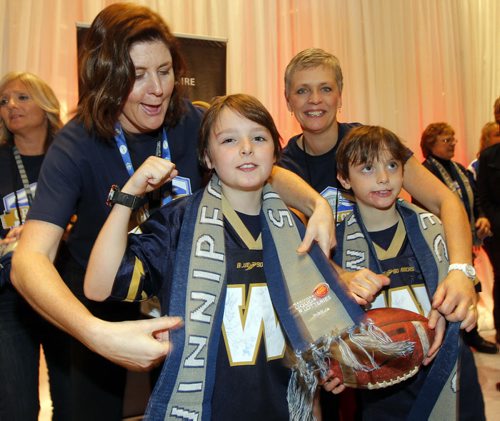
[
  {"xmin": 284, "ymin": 48, "xmax": 343, "ymax": 98},
  {"xmin": 0, "ymin": 72, "xmax": 62, "ymax": 149}
]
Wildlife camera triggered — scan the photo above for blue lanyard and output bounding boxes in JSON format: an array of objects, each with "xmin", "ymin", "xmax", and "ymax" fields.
[{"xmin": 114, "ymin": 123, "xmax": 172, "ymax": 205}]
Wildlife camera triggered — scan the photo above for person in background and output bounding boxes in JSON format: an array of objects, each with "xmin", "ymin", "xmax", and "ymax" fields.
[
  {"xmin": 0, "ymin": 72, "xmax": 71, "ymax": 420},
  {"xmin": 468, "ymin": 121, "xmax": 500, "ymax": 180},
  {"xmin": 11, "ymin": 5, "xmax": 334, "ymax": 420},
  {"xmin": 417, "ymin": 122, "xmax": 497, "ymax": 354},
  {"xmin": 478, "ymin": 96, "xmax": 500, "ymax": 346}
]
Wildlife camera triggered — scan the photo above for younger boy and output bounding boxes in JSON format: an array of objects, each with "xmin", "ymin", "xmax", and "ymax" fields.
[{"xmin": 333, "ymin": 125, "xmax": 460, "ymax": 420}]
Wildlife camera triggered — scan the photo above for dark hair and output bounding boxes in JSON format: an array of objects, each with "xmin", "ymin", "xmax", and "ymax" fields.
[
  {"xmin": 0, "ymin": 72, "xmax": 62, "ymax": 151},
  {"xmin": 77, "ymin": 3, "xmax": 186, "ymax": 139},
  {"xmin": 420, "ymin": 122, "xmax": 454, "ymax": 158},
  {"xmin": 336, "ymin": 125, "xmax": 408, "ymax": 180},
  {"xmin": 494, "ymin": 96, "xmax": 500, "ymax": 116},
  {"xmin": 198, "ymin": 94, "xmax": 282, "ymax": 170}
]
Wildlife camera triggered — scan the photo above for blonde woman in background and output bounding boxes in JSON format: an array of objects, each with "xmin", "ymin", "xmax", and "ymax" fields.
[{"xmin": 0, "ymin": 72, "xmax": 70, "ymax": 420}]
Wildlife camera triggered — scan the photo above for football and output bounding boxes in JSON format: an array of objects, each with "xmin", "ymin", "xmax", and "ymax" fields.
[{"xmin": 328, "ymin": 307, "xmax": 435, "ymax": 389}]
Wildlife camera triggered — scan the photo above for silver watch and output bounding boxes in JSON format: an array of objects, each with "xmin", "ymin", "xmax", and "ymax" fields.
[{"xmin": 448, "ymin": 263, "xmax": 476, "ymax": 280}]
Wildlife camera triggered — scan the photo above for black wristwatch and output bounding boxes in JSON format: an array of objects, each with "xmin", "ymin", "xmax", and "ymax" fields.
[{"xmin": 106, "ymin": 185, "xmax": 144, "ymax": 211}]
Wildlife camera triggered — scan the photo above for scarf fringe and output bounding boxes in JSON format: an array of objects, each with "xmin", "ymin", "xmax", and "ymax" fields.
[{"xmin": 287, "ymin": 319, "xmax": 414, "ymax": 421}]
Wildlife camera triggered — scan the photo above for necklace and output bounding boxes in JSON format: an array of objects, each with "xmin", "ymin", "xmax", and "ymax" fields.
[
  {"xmin": 300, "ymin": 135, "xmax": 313, "ymax": 186},
  {"xmin": 300, "ymin": 134, "xmax": 341, "ymax": 224}
]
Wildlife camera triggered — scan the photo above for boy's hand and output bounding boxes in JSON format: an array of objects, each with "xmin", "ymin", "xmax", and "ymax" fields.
[
  {"xmin": 320, "ymin": 369, "xmax": 346, "ymax": 394},
  {"xmin": 423, "ymin": 309, "xmax": 446, "ymax": 365},
  {"xmin": 431, "ymin": 271, "xmax": 477, "ymax": 330},
  {"xmin": 122, "ymin": 156, "xmax": 178, "ymax": 196},
  {"xmin": 340, "ymin": 268, "xmax": 390, "ymax": 305}
]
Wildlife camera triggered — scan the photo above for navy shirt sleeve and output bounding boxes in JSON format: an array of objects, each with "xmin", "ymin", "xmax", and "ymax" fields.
[{"xmin": 111, "ymin": 197, "xmax": 189, "ymax": 311}]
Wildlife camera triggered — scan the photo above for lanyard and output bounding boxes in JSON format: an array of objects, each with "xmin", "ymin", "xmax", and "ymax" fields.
[
  {"xmin": 8, "ymin": 146, "xmax": 34, "ymax": 227},
  {"xmin": 12, "ymin": 146, "xmax": 34, "ymax": 206},
  {"xmin": 114, "ymin": 124, "xmax": 172, "ymax": 206}
]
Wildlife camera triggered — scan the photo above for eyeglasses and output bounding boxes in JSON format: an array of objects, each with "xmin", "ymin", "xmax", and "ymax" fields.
[{"xmin": 440, "ymin": 136, "xmax": 457, "ymax": 145}]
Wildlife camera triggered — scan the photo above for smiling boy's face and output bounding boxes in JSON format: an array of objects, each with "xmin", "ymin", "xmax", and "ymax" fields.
[{"xmin": 204, "ymin": 107, "xmax": 276, "ymax": 197}]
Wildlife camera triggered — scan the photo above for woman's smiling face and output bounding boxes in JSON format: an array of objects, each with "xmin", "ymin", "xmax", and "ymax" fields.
[
  {"xmin": 286, "ymin": 65, "xmax": 342, "ymax": 136},
  {"xmin": 118, "ymin": 40, "xmax": 175, "ymax": 134}
]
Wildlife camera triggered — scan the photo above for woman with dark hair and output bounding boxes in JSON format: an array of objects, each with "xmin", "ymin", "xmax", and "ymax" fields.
[
  {"xmin": 13, "ymin": 5, "xmax": 204, "ymax": 420},
  {"xmin": 0, "ymin": 72, "xmax": 70, "ymax": 420},
  {"xmin": 11, "ymin": 4, "xmax": 333, "ymax": 420}
]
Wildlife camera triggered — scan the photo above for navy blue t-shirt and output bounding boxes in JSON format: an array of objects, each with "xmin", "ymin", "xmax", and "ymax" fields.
[
  {"xmin": 279, "ymin": 122, "xmax": 413, "ymax": 224},
  {"xmin": 279, "ymin": 123, "xmax": 361, "ymax": 223},
  {"xmin": 279, "ymin": 122, "xmax": 362, "ymax": 194},
  {"xmin": 0, "ymin": 145, "xmax": 44, "ymax": 235},
  {"xmin": 28, "ymin": 100, "xmax": 204, "ymax": 268},
  {"xmin": 112, "ymin": 193, "xmax": 290, "ymax": 420},
  {"xmin": 1, "ymin": 145, "xmax": 44, "ymax": 301}
]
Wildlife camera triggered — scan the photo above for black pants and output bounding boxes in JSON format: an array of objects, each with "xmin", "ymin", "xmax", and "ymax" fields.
[
  {"xmin": 59, "ymin": 255, "xmax": 143, "ymax": 421},
  {"xmin": 483, "ymin": 238, "xmax": 500, "ymax": 333},
  {"xmin": 0, "ymin": 288, "xmax": 71, "ymax": 421}
]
